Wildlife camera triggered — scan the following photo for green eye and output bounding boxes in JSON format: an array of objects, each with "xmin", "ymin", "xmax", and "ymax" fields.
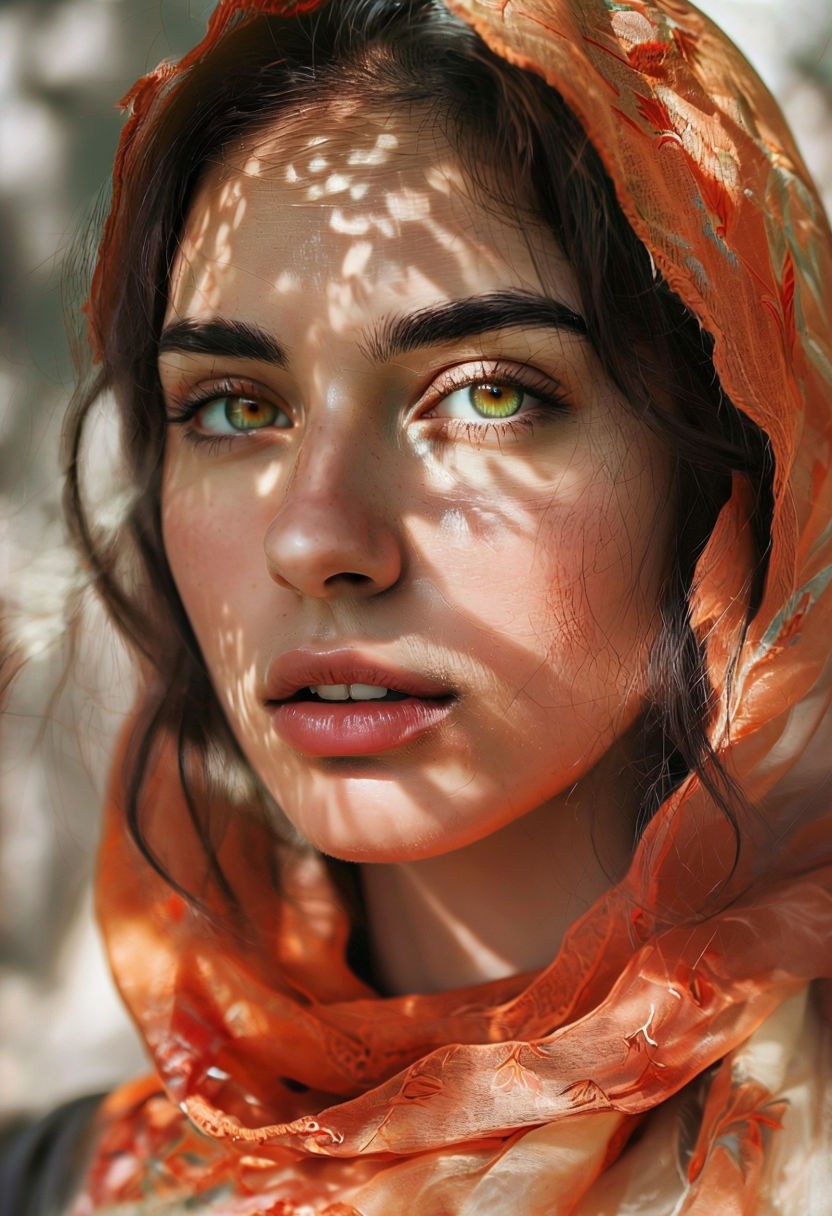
[
  {"xmin": 434, "ymin": 380, "xmax": 529, "ymax": 423},
  {"xmin": 224, "ymin": 397, "xmax": 280, "ymax": 430},
  {"xmin": 198, "ymin": 394, "xmax": 290, "ymax": 434},
  {"xmin": 468, "ymin": 383, "xmax": 524, "ymax": 419}
]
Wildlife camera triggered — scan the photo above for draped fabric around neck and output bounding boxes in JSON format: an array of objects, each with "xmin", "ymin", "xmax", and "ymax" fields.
[{"xmin": 71, "ymin": 1, "xmax": 832, "ymax": 1212}]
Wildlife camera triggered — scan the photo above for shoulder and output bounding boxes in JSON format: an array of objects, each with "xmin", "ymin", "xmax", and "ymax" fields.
[{"xmin": 0, "ymin": 1094, "xmax": 104, "ymax": 1216}]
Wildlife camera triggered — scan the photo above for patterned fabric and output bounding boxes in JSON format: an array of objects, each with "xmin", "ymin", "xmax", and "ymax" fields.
[{"xmin": 72, "ymin": 1, "xmax": 832, "ymax": 1212}]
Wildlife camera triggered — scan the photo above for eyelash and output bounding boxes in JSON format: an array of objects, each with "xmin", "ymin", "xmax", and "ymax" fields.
[
  {"xmin": 165, "ymin": 362, "xmax": 571, "ymax": 452},
  {"xmin": 420, "ymin": 361, "xmax": 570, "ymax": 443},
  {"xmin": 166, "ymin": 378, "xmax": 283, "ymax": 453}
]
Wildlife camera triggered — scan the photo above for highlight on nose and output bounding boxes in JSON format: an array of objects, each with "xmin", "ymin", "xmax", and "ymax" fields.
[{"xmin": 262, "ymin": 497, "xmax": 403, "ymax": 597}]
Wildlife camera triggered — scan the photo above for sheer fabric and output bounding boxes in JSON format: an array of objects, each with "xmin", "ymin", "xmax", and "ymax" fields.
[{"xmin": 72, "ymin": 1, "xmax": 832, "ymax": 1211}]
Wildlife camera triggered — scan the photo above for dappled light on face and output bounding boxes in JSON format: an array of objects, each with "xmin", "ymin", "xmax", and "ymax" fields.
[
  {"xmin": 159, "ymin": 99, "xmax": 675, "ymax": 876},
  {"xmin": 168, "ymin": 173, "xmax": 252, "ymax": 318},
  {"xmin": 282, "ymin": 124, "xmax": 399, "ymax": 202},
  {"xmin": 212, "ymin": 605, "xmax": 258, "ymax": 734},
  {"xmin": 265, "ymin": 118, "xmax": 401, "ymax": 219},
  {"xmin": 255, "ymin": 461, "xmax": 282, "ymax": 499}
]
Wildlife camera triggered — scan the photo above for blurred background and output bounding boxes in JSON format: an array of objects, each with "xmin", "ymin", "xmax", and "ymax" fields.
[{"xmin": 1, "ymin": 0, "xmax": 831, "ymax": 1119}]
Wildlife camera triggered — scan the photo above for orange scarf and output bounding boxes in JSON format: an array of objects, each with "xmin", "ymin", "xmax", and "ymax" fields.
[{"xmin": 73, "ymin": 2, "xmax": 832, "ymax": 1212}]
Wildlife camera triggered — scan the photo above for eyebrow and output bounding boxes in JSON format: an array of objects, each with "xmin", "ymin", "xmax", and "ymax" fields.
[
  {"xmin": 158, "ymin": 318, "xmax": 288, "ymax": 366},
  {"xmin": 158, "ymin": 291, "xmax": 587, "ymax": 369},
  {"xmin": 364, "ymin": 290, "xmax": 587, "ymax": 363}
]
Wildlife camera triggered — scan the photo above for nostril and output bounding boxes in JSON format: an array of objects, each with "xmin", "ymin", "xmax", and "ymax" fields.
[
  {"xmin": 324, "ymin": 571, "xmax": 374, "ymax": 586},
  {"xmin": 263, "ymin": 507, "xmax": 403, "ymax": 598}
]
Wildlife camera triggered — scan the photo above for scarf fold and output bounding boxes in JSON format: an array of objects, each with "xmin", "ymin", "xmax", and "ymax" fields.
[{"xmin": 72, "ymin": 1, "xmax": 832, "ymax": 1212}]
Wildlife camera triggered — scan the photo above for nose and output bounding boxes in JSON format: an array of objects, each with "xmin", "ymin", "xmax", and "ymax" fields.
[{"xmin": 263, "ymin": 425, "xmax": 404, "ymax": 599}]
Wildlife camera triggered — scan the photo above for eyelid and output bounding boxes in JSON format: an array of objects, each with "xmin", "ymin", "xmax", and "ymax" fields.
[
  {"xmin": 162, "ymin": 360, "xmax": 571, "ymax": 435},
  {"xmin": 165, "ymin": 377, "xmax": 292, "ymax": 428},
  {"xmin": 416, "ymin": 359, "xmax": 571, "ymax": 417}
]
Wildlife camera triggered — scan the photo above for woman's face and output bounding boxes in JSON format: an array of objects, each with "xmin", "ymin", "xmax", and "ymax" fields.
[{"xmin": 160, "ymin": 103, "xmax": 675, "ymax": 863}]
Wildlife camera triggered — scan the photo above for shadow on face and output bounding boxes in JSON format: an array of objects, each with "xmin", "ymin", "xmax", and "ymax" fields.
[{"xmin": 156, "ymin": 97, "xmax": 676, "ymax": 870}]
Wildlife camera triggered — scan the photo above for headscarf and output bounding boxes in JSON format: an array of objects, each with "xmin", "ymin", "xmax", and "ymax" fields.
[{"xmin": 71, "ymin": 1, "xmax": 832, "ymax": 1212}]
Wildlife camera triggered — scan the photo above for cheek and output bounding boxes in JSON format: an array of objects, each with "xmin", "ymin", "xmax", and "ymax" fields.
[
  {"xmin": 573, "ymin": 445, "xmax": 674, "ymax": 690},
  {"xmin": 419, "ymin": 442, "xmax": 671, "ymax": 712},
  {"xmin": 419, "ymin": 465, "xmax": 667, "ymax": 644},
  {"xmin": 160, "ymin": 474, "xmax": 268, "ymax": 686}
]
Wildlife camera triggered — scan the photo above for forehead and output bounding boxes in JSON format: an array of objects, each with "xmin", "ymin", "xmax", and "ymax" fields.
[{"xmin": 166, "ymin": 101, "xmax": 582, "ymax": 330}]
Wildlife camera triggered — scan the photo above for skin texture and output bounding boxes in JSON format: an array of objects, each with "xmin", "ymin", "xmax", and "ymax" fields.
[{"xmin": 160, "ymin": 102, "xmax": 676, "ymax": 991}]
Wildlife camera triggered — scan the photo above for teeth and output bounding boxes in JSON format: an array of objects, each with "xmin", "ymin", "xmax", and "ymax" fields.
[
  {"xmin": 310, "ymin": 684, "xmax": 389, "ymax": 701},
  {"xmin": 312, "ymin": 684, "xmax": 350, "ymax": 701},
  {"xmin": 349, "ymin": 684, "xmax": 389, "ymax": 701}
]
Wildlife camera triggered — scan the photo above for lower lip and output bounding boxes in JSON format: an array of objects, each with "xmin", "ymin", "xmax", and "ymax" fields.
[{"xmin": 269, "ymin": 697, "xmax": 454, "ymax": 757}]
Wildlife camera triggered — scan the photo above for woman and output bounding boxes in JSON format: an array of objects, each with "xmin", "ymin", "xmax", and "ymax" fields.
[{"xmin": 12, "ymin": 0, "xmax": 832, "ymax": 1210}]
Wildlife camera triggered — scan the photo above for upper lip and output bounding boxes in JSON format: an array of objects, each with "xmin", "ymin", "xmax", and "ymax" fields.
[{"xmin": 265, "ymin": 648, "xmax": 455, "ymax": 703}]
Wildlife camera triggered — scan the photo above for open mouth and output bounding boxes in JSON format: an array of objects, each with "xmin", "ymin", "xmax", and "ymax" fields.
[
  {"xmin": 285, "ymin": 684, "xmax": 412, "ymax": 704},
  {"xmin": 265, "ymin": 654, "xmax": 457, "ymax": 755},
  {"xmin": 269, "ymin": 675, "xmax": 456, "ymax": 756}
]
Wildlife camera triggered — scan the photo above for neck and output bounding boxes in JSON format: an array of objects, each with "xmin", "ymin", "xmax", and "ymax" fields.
[{"xmin": 361, "ymin": 742, "xmax": 637, "ymax": 996}]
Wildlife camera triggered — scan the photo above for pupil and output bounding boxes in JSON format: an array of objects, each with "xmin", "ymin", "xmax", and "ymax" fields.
[{"xmin": 227, "ymin": 398, "xmax": 270, "ymax": 430}]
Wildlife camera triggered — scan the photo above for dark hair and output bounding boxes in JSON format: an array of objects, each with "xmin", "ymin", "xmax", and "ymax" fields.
[{"xmin": 65, "ymin": 0, "xmax": 772, "ymax": 903}]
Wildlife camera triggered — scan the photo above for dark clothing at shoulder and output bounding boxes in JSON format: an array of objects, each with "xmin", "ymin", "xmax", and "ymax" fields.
[{"xmin": 0, "ymin": 1094, "xmax": 103, "ymax": 1216}]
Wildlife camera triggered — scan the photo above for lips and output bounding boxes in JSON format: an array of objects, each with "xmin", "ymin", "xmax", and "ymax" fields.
[
  {"xmin": 266, "ymin": 650, "xmax": 453, "ymax": 704},
  {"xmin": 265, "ymin": 649, "xmax": 455, "ymax": 757}
]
